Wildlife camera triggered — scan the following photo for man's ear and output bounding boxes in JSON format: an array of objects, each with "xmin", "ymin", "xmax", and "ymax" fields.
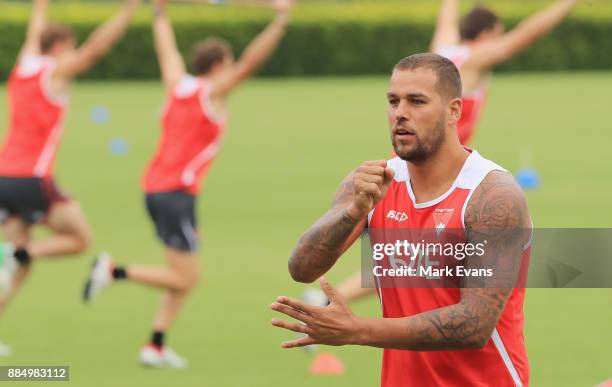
[{"xmin": 448, "ymin": 97, "xmax": 462, "ymax": 125}]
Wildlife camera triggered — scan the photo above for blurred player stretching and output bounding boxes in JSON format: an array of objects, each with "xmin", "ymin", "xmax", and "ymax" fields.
[
  {"xmin": 83, "ymin": 0, "xmax": 294, "ymax": 368},
  {"xmin": 0, "ymin": 0, "xmax": 140, "ymax": 356}
]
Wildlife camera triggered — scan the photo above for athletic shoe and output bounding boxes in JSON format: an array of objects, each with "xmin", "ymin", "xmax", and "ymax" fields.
[
  {"xmin": 139, "ymin": 345, "xmax": 188, "ymax": 369},
  {"xmin": 83, "ymin": 253, "xmax": 113, "ymax": 302},
  {"xmin": 0, "ymin": 242, "xmax": 17, "ymax": 297},
  {"xmin": 0, "ymin": 340, "xmax": 12, "ymax": 357},
  {"xmin": 300, "ymin": 288, "xmax": 330, "ymax": 353}
]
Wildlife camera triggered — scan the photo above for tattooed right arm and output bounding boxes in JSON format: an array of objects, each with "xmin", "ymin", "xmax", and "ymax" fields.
[
  {"xmin": 288, "ymin": 175, "xmax": 366, "ymax": 283},
  {"xmin": 288, "ymin": 161, "xmax": 394, "ymax": 283}
]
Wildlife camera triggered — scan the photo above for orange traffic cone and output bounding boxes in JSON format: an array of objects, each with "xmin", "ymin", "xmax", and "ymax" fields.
[{"xmin": 309, "ymin": 352, "xmax": 345, "ymax": 376}]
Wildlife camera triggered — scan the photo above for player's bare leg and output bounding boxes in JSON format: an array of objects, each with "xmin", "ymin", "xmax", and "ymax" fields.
[
  {"xmin": 0, "ymin": 218, "xmax": 32, "ymax": 312},
  {"xmin": 0, "ymin": 218, "xmax": 31, "ymax": 356},
  {"xmin": 140, "ymin": 248, "xmax": 199, "ymax": 368},
  {"xmin": 27, "ymin": 201, "xmax": 92, "ymax": 259},
  {"xmin": 83, "ymin": 248, "xmax": 200, "ymax": 296},
  {"xmin": 151, "ymin": 249, "xmax": 200, "ymax": 326},
  {"xmin": 1, "ymin": 200, "xmax": 91, "ymax": 299},
  {"xmin": 84, "ymin": 247, "xmax": 199, "ymax": 368},
  {"xmin": 152, "ymin": 289, "xmax": 189, "ymax": 333},
  {"xmin": 121, "ymin": 250, "xmax": 199, "ymax": 291},
  {"xmin": 1, "ymin": 201, "xmax": 90, "ymax": 330}
]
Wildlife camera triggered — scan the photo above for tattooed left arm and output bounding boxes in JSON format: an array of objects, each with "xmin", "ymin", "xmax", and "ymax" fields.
[
  {"xmin": 355, "ymin": 171, "xmax": 530, "ymax": 350},
  {"xmin": 273, "ymin": 171, "xmax": 531, "ymax": 351}
]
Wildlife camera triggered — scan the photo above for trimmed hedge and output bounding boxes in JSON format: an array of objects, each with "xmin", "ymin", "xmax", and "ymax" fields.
[{"xmin": 1, "ymin": 1, "xmax": 611, "ymax": 80}]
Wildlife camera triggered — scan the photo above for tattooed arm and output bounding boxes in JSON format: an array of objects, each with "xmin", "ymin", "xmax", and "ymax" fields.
[
  {"xmin": 273, "ymin": 171, "xmax": 531, "ymax": 350},
  {"xmin": 353, "ymin": 171, "xmax": 531, "ymax": 350},
  {"xmin": 288, "ymin": 161, "xmax": 395, "ymax": 283}
]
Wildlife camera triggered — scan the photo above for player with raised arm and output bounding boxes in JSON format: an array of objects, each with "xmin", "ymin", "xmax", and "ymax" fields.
[
  {"xmin": 82, "ymin": 0, "xmax": 294, "ymax": 368},
  {"xmin": 272, "ymin": 53, "xmax": 533, "ymax": 386},
  {"xmin": 0, "ymin": 0, "xmax": 140, "ymax": 356},
  {"xmin": 432, "ymin": 0, "xmax": 578, "ymax": 144}
]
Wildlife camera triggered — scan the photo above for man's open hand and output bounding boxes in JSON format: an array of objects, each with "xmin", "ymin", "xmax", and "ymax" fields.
[{"xmin": 271, "ymin": 277, "xmax": 366, "ymax": 348}]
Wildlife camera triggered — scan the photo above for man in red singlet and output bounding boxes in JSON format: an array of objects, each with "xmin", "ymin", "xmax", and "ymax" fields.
[
  {"xmin": 272, "ymin": 53, "xmax": 533, "ymax": 386},
  {"xmin": 312, "ymin": 0, "xmax": 579, "ymax": 318},
  {"xmin": 0, "ymin": 0, "xmax": 140, "ymax": 356},
  {"xmin": 83, "ymin": 0, "xmax": 294, "ymax": 368}
]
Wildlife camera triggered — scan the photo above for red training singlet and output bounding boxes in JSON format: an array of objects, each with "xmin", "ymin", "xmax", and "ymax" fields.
[
  {"xmin": 143, "ymin": 75, "xmax": 226, "ymax": 195},
  {"xmin": 0, "ymin": 55, "xmax": 68, "ymax": 178},
  {"xmin": 368, "ymin": 150, "xmax": 530, "ymax": 387},
  {"xmin": 436, "ymin": 45, "xmax": 488, "ymax": 145}
]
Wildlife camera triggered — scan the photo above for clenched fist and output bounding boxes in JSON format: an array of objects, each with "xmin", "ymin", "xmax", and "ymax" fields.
[{"xmin": 344, "ymin": 160, "xmax": 394, "ymax": 221}]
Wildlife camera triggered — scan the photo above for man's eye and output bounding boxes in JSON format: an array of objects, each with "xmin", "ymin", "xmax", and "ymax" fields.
[
  {"xmin": 412, "ymin": 99, "xmax": 425, "ymax": 105},
  {"xmin": 389, "ymin": 99, "xmax": 399, "ymax": 106}
]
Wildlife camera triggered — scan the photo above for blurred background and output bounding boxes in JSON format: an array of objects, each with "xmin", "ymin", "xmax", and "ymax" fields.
[{"xmin": 0, "ymin": 1, "xmax": 610, "ymax": 386}]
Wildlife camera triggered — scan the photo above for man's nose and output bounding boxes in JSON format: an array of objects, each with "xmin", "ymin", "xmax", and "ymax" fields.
[{"xmin": 395, "ymin": 100, "xmax": 411, "ymax": 122}]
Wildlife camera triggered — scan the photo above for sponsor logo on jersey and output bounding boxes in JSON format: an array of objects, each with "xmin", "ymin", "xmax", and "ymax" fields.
[{"xmin": 386, "ymin": 210, "xmax": 408, "ymax": 222}]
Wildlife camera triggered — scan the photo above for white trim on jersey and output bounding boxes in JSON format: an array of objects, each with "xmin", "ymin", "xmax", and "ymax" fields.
[
  {"xmin": 367, "ymin": 208, "xmax": 375, "ymax": 225},
  {"xmin": 458, "ymin": 152, "xmax": 508, "ymax": 230},
  {"xmin": 460, "ymin": 187, "xmax": 477, "ymax": 231},
  {"xmin": 180, "ymin": 141, "xmax": 220, "ymax": 187},
  {"xmin": 198, "ymin": 79, "xmax": 227, "ymax": 127},
  {"xmin": 407, "ymin": 182, "xmax": 458, "ymax": 209},
  {"xmin": 396, "ymin": 151, "xmax": 476, "ymax": 209},
  {"xmin": 17, "ymin": 55, "xmax": 50, "ymax": 77},
  {"xmin": 33, "ymin": 112, "xmax": 66, "ymax": 177},
  {"xmin": 17, "ymin": 55, "xmax": 68, "ymax": 106},
  {"xmin": 387, "ymin": 151, "xmax": 515, "ymax": 233},
  {"xmin": 39, "ymin": 61, "xmax": 69, "ymax": 107},
  {"xmin": 491, "ymin": 328, "xmax": 524, "ymax": 387},
  {"xmin": 436, "ymin": 44, "xmax": 489, "ymax": 100},
  {"xmin": 435, "ymin": 44, "xmax": 471, "ymax": 69},
  {"xmin": 174, "ymin": 74, "xmax": 199, "ymax": 97}
]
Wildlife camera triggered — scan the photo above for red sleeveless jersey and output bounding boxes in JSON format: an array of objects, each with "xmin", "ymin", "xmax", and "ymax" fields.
[
  {"xmin": 436, "ymin": 45, "xmax": 488, "ymax": 145},
  {"xmin": 0, "ymin": 56, "xmax": 68, "ymax": 178},
  {"xmin": 143, "ymin": 75, "xmax": 225, "ymax": 195},
  {"xmin": 368, "ymin": 150, "xmax": 530, "ymax": 387}
]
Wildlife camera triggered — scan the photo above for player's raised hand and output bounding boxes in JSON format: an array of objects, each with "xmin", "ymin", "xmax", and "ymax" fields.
[
  {"xmin": 344, "ymin": 160, "xmax": 394, "ymax": 221},
  {"xmin": 274, "ymin": 0, "xmax": 294, "ymax": 15},
  {"xmin": 152, "ymin": 0, "xmax": 168, "ymax": 8},
  {"xmin": 271, "ymin": 277, "xmax": 362, "ymax": 348},
  {"xmin": 124, "ymin": 0, "xmax": 142, "ymax": 8}
]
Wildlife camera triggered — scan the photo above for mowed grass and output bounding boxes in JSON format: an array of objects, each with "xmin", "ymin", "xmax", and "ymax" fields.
[{"xmin": 0, "ymin": 73, "xmax": 611, "ymax": 387}]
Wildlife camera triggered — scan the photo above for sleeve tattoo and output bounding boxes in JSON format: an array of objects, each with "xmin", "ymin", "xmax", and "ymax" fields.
[{"xmin": 370, "ymin": 171, "xmax": 531, "ymax": 351}]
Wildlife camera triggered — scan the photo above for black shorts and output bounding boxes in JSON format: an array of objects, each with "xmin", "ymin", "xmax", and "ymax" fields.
[
  {"xmin": 145, "ymin": 191, "xmax": 199, "ymax": 253},
  {"xmin": 0, "ymin": 176, "xmax": 69, "ymax": 224}
]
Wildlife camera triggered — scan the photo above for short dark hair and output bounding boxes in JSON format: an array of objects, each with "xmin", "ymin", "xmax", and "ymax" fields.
[
  {"xmin": 393, "ymin": 53, "xmax": 462, "ymax": 100},
  {"xmin": 40, "ymin": 23, "xmax": 75, "ymax": 54},
  {"xmin": 190, "ymin": 37, "xmax": 233, "ymax": 75},
  {"xmin": 460, "ymin": 6, "xmax": 501, "ymax": 41}
]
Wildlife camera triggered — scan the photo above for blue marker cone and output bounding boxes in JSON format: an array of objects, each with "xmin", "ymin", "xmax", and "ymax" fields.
[
  {"xmin": 515, "ymin": 168, "xmax": 540, "ymax": 190},
  {"xmin": 91, "ymin": 106, "xmax": 110, "ymax": 125},
  {"xmin": 108, "ymin": 137, "xmax": 129, "ymax": 155}
]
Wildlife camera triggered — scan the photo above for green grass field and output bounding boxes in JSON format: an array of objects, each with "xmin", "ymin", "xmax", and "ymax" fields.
[{"xmin": 0, "ymin": 73, "xmax": 611, "ymax": 386}]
